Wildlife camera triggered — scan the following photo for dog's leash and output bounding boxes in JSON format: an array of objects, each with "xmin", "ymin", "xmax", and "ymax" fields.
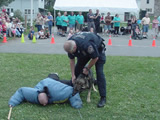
[{"xmin": 77, "ymin": 109, "xmax": 83, "ymax": 119}]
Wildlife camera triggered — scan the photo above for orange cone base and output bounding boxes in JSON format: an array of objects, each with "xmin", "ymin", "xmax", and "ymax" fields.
[
  {"xmin": 128, "ymin": 40, "xmax": 132, "ymax": 46},
  {"xmin": 2, "ymin": 40, "xmax": 7, "ymax": 43},
  {"xmin": 51, "ymin": 38, "xmax": 55, "ymax": 44},
  {"xmin": 152, "ymin": 40, "xmax": 156, "ymax": 47},
  {"xmin": 2, "ymin": 38, "xmax": 7, "ymax": 43},
  {"xmin": 108, "ymin": 39, "xmax": 112, "ymax": 46}
]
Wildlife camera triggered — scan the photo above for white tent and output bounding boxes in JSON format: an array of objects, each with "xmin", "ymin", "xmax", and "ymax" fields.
[{"xmin": 53, "ymin": 0, "xmax": 139, "ymax": 14}]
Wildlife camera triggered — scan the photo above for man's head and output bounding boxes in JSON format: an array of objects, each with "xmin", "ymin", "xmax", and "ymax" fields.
[
  {"xmin": 71, "ymin": 11, "xmax": 74, "ymax": 16},
  {"xmin": 154, "ymin": 16, "xmax": 157, "ymax": 19},
  {"xmin": 63, "ymin": 40, "xmax": 77, "ymax": 54},
  {"xmin": 107, "ymin": 12, "xmax": 110, "ymax": 16},
  {"xmin": 64, "ymin": 11, "xmax": 67, "ymax": 16},
  {"xmin": 48, "ymin": 12, "xmax": 51, "ymax": 16},
  {"xmin": 89, "ymin": 9, "xmax": 92, "ymax": 14},
  {"xmin": 58, "ymin": 12, "xmax": 61, "ymax": 16},
  {"xmin": 79, "ymin": 12, "xmax": 82, "ymax": 15},
  {"xmin": 96, "ymin": 9, "xmax": 99, "ymax": 14},
  {"xmin": 38, "ymin": 93, "xmax": 48, "ymax": 106},
  {"xmin": 145, "ymin": 13, "xmax": 149, "ymax": 18}
]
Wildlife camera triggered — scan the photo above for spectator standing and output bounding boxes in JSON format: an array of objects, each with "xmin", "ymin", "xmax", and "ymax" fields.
[
  {"xmin": 56, "ymin": 12, "xmax": 62, "ymax": 35},
  {"xmin": 76, "ymin": 12, "xmax": 84, "ymax": 32},
  {"xmin": 131, "ymin": 15, "xmax": 137, "ymax": 38},
  {"xmin": 68, "ymin": 12, "xmax": 76, "ymax": 31},
  {"xmin": 35, "ymin": 13, "xmax": 43, "ymax": 32},
  {"xmin": 94, "ymin": 9, "xmax": 101, "ymax": 34},
  {"xmin": 104, "ymin": 12, "xmax": 112, "ymax": 35},
  {"xmin": 61, "ymin": 11, "xmax": 69, "ymax": 37},
  {"xmin": 87, "ymin": 9, "xmax": 95, "ymax": 31},
  {"xmin": 152, "ymin": 16, "xmax": 159, "ymax": 38},
  {"xmin": 47, "ymin": 12, "xmax": 53, "ymax": 35},
  {"xmin": 44, "ymin": 15, "xmax": 49, "ymax": 28},
  {"xmin": 141, "ymin": 13, "xmax": 150, "ymax": 38},
  {"xmin": 113, "ymin": 14, "xmax": 120, "ymax": 36},
  {"xmin": 157, "ymin": 16, "xmax": 160, "ymax": 36}
]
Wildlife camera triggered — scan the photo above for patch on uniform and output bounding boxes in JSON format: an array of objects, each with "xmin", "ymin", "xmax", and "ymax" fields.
[{"xmin": 87, "ymin": 45, "xmax": 94, "ymax": 54}]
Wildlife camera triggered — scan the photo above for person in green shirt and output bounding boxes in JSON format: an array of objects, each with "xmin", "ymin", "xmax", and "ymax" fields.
[
  {"xmin": 76, "ymin": 12, "xmax": 84, "ymax": 32},
  {"xmin": 68, "ymin": 12, "xmax": 76, "ymax": 31},
  {"xmin": 113, "ymin": 14, "xmax": 120, "ymax": 36},
  {"xmin": 61, "ymin": 11, "xmax": 69, "ymax": 37},
  {"xmin": 56, "ymin": 12, "xmax": 62, "ymax": 35}
]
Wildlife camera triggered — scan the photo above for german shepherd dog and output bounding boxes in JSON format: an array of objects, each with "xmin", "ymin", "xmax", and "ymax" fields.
[{"xmin": 72, "ymin": 70, "xmax": 97, "ymax": 102}]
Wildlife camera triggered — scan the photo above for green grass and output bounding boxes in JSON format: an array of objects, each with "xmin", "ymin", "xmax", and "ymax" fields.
[{"xmin": 0, "ymin": 53, "xmax": 160, "ymax": 120}]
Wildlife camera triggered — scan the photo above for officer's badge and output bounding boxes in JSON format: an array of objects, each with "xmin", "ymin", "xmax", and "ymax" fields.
[{"xmin": 87, "ymin": 45, "xmax": 94, "ymax": 54}]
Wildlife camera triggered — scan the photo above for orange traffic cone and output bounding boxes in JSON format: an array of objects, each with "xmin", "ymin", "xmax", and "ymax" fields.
[
  {"xmin": 128, "ymin": 36, "xmax": 132, "ymax": 46},
  {"xmin": 2, "ymin": 33, "xmax": 7, "ymax": 43},
  {"xmin": 108, "ymin": 35, "xmax": 112, "ymax": 46},
  {"xmin": 50, "ymin": 34, "xmax": 55, "ymax": 44},
  {"xmin": 152, "ymin": 37, "xmax": 156, "ymax": 47}
]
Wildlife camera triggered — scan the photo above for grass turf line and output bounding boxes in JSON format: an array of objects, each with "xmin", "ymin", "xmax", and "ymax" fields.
[{"xmin": 0, "ymin": 53, "xmax": 160, "ymax": 120}]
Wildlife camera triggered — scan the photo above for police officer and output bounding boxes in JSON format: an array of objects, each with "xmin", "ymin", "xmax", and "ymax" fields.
[{"xmin": 63, "ymin": 32, "xmax": 106, "ymax": 107}]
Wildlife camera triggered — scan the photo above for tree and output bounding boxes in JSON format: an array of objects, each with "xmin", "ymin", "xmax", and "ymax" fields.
[
  {"xmin": 44, "ymin": 0, "xmax": 56, "ymax": 16},
  {"xmin": 44, "ymin": 0, "xmax": 56, "ymax": 9},
  {"xmin": 0, "ymin": 0, "xmax": 15, "ymax": 8},
  {"xmin": 14, "ymin": 9, "xmax": 24, "ymax": 21}
]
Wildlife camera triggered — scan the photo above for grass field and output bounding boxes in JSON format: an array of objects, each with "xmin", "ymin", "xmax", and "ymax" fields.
[{"xmin": 0, "ymin": 53, "xmax": 160, "ymax": 120}]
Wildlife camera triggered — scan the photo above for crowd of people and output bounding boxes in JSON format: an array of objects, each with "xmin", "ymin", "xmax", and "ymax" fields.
[
  {"xmin": 54, "ymin": 9, "xmax": 160, "ymax": 40},
  {"xmin": 28, "ymin": 12, "xmax": 53, "ymax": 40},
  {"xmin": 131, "ymin": 13, "xmax": 160, "ymax": 40},
  {"xmin": 0, "ymin": 7, "xmax": 24, "ymax": 39},
  {"xmin": 55, "ymin": 9, "xmax": 122, "ymax": 38}
]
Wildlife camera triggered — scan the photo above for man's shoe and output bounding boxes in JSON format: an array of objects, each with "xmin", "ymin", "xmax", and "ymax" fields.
[{"xmin": 97, "ymin": 97, "xmax": 106, "ymax": 108}]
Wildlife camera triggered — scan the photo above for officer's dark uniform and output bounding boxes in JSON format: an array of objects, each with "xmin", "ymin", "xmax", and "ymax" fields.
[{"xmin": 68, "ymin": 32, "xmax": 106, "ymax": 98}]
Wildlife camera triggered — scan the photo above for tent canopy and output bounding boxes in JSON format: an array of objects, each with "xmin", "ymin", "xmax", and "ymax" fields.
[{"xmin": 54, "ymin": 0, "xmax": 139, "ymax": 14}]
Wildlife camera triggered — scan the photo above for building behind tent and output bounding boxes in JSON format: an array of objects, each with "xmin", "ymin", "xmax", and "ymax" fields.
[{"xmin": 4, "ymin": 0, "xmax": 46, "ymax": 21}]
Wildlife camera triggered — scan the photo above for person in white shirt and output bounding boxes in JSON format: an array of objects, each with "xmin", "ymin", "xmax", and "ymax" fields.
[
  {"xmin": 141, "ymin": 13, "xmax": 150, "ymax": 38},
  {"xmin": 38, "ymin": 29, "xmax": 45, "ymax": 39}
]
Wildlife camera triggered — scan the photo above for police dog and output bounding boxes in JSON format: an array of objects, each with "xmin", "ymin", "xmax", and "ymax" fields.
[{"xmin": 73, "ymin": 70, "xmax": 97, "ymax": 102}]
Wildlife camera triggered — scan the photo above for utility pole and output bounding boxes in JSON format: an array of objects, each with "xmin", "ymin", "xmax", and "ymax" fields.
[{"xmin": 31, "ymin": 0, "xmax": 33, "ymax": 26}]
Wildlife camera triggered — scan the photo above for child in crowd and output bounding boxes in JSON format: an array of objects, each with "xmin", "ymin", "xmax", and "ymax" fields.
[
  {"xmin": 28, "ymin": 26, "xmax": 34, "ymax": 40},
  {"xmin": 44, "ymin": 27, "xmax": 50, "ymax": 38},
  {"xmin": 135, "ymin": 25, "xmax": 140, "ymax": 35},
  {"xmin": 67, "ymin": 29, "xmax": 74, "ymax": 39},
  {"xmin": 38, "ymin": 29, "xmax": 45, "ymax": 39}
]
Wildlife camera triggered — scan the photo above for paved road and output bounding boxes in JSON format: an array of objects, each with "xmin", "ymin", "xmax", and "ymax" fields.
[{"xmin": 0, "ymin": 28, "xmax": 160, "ymax": 57}]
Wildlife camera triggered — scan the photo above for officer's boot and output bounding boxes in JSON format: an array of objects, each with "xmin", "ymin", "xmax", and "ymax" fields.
[{"xmin": 97, "ymin": 96, "xmax": 106, "ymax": 108}]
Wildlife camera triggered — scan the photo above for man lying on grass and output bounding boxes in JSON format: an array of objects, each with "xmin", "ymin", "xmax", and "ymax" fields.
[{"xmin": 8, "ymin": 74, "xmax": 82, "ymax": 109}]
